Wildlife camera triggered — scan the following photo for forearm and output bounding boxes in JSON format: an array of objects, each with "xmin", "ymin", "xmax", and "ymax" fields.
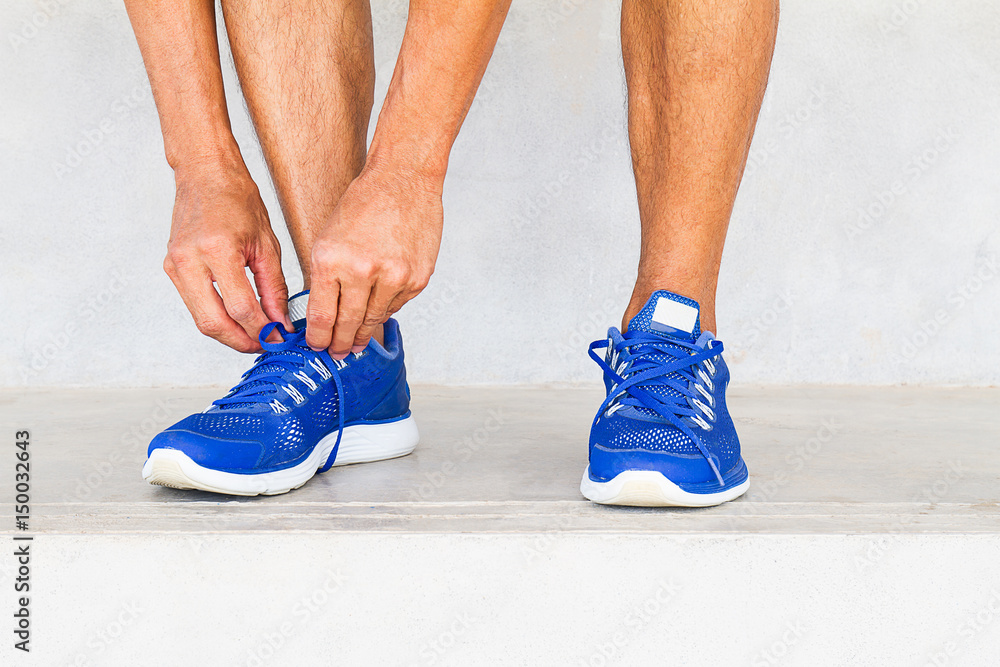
[
  {"xmin": 124, "ymin": 0, "xmax": 243, "ymax": 174},
  {"xmin": 365, "ymin": 0, "xmax": 512, "ymax": 185}
]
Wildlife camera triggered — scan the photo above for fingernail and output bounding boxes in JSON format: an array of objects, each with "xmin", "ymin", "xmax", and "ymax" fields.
[
  {"xmin": 308, "ymin": 345, "xmax": 323, "ymax": 352},
  {"xmin": 351, "ymin": 345, "xmax": 366, "ymax": 354},
  {"xmin": 331, "ymin": 352, "xmax": 349, "ymax": 361}
]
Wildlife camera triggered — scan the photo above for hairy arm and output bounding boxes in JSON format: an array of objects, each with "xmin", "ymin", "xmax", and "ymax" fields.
[
  {"xmin": 306, "ymin": 0, "xmax": 512, "ymax": 357},
  {"xmin": 125, "ymin": 0, "xmax": 289, "ymax": 352}
]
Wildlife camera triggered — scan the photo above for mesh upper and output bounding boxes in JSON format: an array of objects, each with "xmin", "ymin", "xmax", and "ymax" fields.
[
  {"xmin": 593, "ymin": 410, "xmax": 701, "ymax": 454},
  {"xmin": 309, "ymin": 391, "xmax": 341, "ymax": 430},
  {"xmin": 258, "ymin": 416, "xmax": 308, "ymax": 468},
  {"xmin": 180, "ymin": 413, "xmax": 267, "ymax": 439}
]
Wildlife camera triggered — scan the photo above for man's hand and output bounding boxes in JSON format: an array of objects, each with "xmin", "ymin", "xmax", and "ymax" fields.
[
  {"xmin": 306, "ymin": 168, "xmax": 443, "ymax": 358},
  {"xmin": 164, "ymin": 163, "xmax": 290, "ymax": 353},
  {"xmin": 301, "ymin": 0, "xmax": 511, "ymax": 358},
  {"xmin": 125, "ymin": 0, "xmax": 291, "ymax": 352}
]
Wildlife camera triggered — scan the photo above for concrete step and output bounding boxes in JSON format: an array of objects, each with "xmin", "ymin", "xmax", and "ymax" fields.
[{"xmin": 1, "ymin": 385, "xmax": 999, "ymax": 666}]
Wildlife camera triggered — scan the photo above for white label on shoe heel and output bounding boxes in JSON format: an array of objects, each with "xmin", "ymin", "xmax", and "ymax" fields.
[{"xmin": 651, "ymin": 298, "xmax": 698, "ymax": 335}]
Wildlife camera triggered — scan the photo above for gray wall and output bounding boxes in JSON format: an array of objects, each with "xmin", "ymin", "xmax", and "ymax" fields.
[{"xmin": 2, "ymin": 1, "xmax": 998, "ymax": 388}]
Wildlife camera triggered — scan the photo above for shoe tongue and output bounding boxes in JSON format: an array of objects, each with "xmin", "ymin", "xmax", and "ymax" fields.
[
  {"xmin": 288, "ymin": 290, "xmax": 309, "ymax": 331},
  {"xmin": 627, "ymin": 290, "xmax": 702, "ymax": 342},
  {"xmin": 618, "ymin": 290, "xmax": 705, "ymax": 422}
]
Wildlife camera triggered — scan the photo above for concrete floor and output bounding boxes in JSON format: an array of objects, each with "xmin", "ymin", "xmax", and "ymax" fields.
[
  {"xmin": 2, "ymin": 385, "xmax": 999, "ymax": 666},
  {"xmin": 3, "ymin": 384, "xmax": 998, "ymax": 532}
]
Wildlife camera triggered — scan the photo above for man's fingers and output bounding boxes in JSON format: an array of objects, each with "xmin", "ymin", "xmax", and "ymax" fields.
[
  {"xmin": 166, "ymin": 264, "xmax": 261, "ymax": 353},
  {"xmin": 249, "ymin": 242, "xmax": 291, "ymax": 330},
  {"xmin": 330, "ymin": 282, "xmax": 372, "ymax": 359},
  {"xmin": 305, "ymin": 281, "xmax": 340, "ymax": 352},
  {"xmin": 213, "ymin": 261, "xmax": 272, "ymax": 343},
  {"xmin": 353, "ymin": 281, "xmax": 399, "ymax": 351}
]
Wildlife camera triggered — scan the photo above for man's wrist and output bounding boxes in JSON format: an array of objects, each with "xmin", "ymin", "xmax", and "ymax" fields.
[
  {"xmin": 170, "ymin": 141, "xmax": 252, "ymax": 186},
  {"xmin": 166, "ymin": 127, "xmax": 245, "ymax": 173},
  {"xmin": 363, "ymin": 136, "xmax": 450, "ymax": 193}
]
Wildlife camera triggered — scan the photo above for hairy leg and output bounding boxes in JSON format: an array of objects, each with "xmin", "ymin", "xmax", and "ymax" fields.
[
  {"xmin": 219, "ymin": 0, "xmax": 375, "ymax": 288},
  {"xmin": 621, "ymin": 0, "xmax": 778, "ymax": 334}
]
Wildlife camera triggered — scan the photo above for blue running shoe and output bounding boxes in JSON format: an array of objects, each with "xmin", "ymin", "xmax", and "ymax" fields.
[
  {"xmin": 581, "ymin": 290, "xmax": 749, "ymax": 507},
  {"xmin": 142, "ymin": 290, "xmax": 418, "ymax": 496}
]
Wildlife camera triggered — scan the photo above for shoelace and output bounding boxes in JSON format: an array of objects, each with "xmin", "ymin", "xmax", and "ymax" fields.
[
  {"xmin": 589, "ymin": 330, "xmax": 726, "ymax": 485},
  {"xmin": 212, "ymin": 322, "xmax": 346, "ymax": 473}
]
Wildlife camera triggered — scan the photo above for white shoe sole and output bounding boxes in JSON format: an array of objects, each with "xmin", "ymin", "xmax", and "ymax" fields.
[
  {"xmin": 580, "ymin": 466, "xmax": 749, "ymax": 508},
  {"xmin": 142, "ymin": 416, "xmax": 419, "ymax": 496}
]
